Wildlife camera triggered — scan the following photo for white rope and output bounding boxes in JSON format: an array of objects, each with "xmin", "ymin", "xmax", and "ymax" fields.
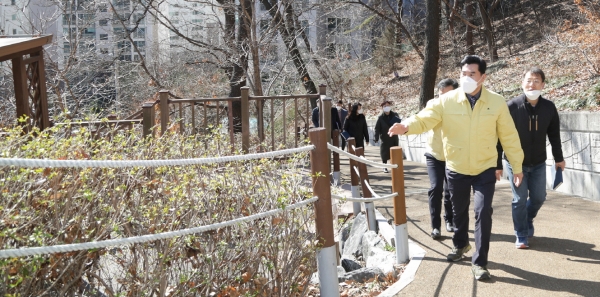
[
  {"xmin": 327, "ymin": 143, "xmax": 398, "ymax": 169},
  {"xmin": 0, "ymin": 146, "xmax": 315, "ymax": 168},
  {"xmin": 364, "ymin": 180, "xmax": 380, "ymax": 198},
  {"xmin": 0, "ymin": 197, "xmax": 318, "ymax": 258},
  {"xmin": 331, "ymin": 193, "xmax": 398, "ymax": 202}
]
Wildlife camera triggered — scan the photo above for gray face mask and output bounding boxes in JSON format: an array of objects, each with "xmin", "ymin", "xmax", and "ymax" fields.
[{"xmin": 383, "ymin": 106, "xmax": 391, "ymax": 113}]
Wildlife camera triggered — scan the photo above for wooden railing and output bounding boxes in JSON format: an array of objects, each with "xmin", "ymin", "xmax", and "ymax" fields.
[{"xmin": 142, "ymin": 85, "xmax": 327, "ymax": 152}]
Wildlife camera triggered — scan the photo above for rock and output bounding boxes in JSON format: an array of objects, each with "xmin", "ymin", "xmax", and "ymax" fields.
[
  {"xmin": 361, "ymin": 231, "xmax": 386, "ymax": 262},
  {"xmin": 341, "ymin": 257, "xmax": 362, "ymax": 272},
  {"xmin": 337, "ymin": 265, "xmax": 346, "ymax": 278},
  {"xmin": 365, "ymin": 248, "xmax": 396, "ymax": 275},
  {"xmin": 342, "ymin": 213, "xmax": 368, "ymax": 257},
  {"xmin": 338, "ymin": 267, "xmax": 385, "ymax": 283}
]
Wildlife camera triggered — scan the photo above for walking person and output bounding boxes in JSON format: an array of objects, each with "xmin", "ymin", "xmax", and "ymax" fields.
[
  {"xmin": 388, "ymin": 55, "xmax": 524, "ymax": 281},
  {"xmin": 343, "ymin": 103, "xmax": 370, "ymax": 149},
  {"xmin": 426, "ymin": 78, "xmax": 459, "ymax": 240},
  {"xmin": 373, "ymin": 100, "xmax": 401, "ymax": 173},
  {"xmin": 312, "ymin": 99, "xmax": 342, "ymax": 131},
  {"xmin": 336, "ymin": 100, "xmax": 349, "ymax": 150},
  {"xmin": 497, "ymin": 67, "xmax": 565, "ymax": 249}
]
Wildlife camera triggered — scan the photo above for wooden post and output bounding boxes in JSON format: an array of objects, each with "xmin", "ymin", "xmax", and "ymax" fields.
[
  {"xmin": 159, "ymin": 90, "xmax": 169, "ymax": 136},
  {"xmin": 331, "ymin": 129, "xmax": 340, "ymax": 186},
  {"xmin": 390, "ymin": 146, "xmax": 409, "ymax": 263},
  {"xmin": 142, "ymin": 101, "xmax": 155, "ymax": 138},
  {"xmin": 347, "ymin": 138, "xmax": 361, "ymax": 216},
  {"xmin": 309, "ymin": 128, "xmax": 339, "ymax": 297},
  {"xmin": 32, "ymin": 50, "xmax": 50, "ymax": 130},
  {"xmin": 355, "ymin": 147, "xmax": 377, "ymax": 232},
  {"xmin": 241, "ymin": 86, "xmax": 250, "ymax": 153},
  {"xmin": 12, "ymin": 56, "xmax": 30, "ymax": 132}
]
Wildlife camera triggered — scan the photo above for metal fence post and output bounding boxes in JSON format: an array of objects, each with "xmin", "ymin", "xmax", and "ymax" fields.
[
  {"xmin": 391, "ymin": 146, "xmax": 409, "ymax": 263},
  {"xmin": 159, "ymin": 90, "xmax": 169, "ymax": 136},
  {"xmin": 347, "ymin": 138, "xmax": 361, "ymax": 216},
  {"xmin": 309, "ymin": 128, "xmax": 340, "ymax": 297},
  {"xmin": 355, "ymin": 147, "xmax": 377, "ymax": 232},
  {"xmin": 142, "ymin": 101, "xmax": 156, "ymax": 138},
  {"xmin": 241, "ymin": 87, "xmax": 250, "ymax": 153}
]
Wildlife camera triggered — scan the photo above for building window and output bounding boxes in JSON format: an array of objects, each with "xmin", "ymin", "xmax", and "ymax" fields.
[
  {"xmin": 117, "ymin": 40, "xmax": 131, "ymax": 50},
  {"xmin": 98, "ymin": 4, "xmax": 107, "ymax": 12},
  {"xmin": 63, "ymin": 42, "xmax": 71, "ymax": 54},
  {"xmin": 11, "ymin": 0, "xmax": 16, "ymax": 5},
  {"xmin": 100, "ymin": 48, "xmax": 109, "ymax": 54},
  {"xmin": 132, "ymin": 27, "xmax": 145, "ymax": 38},
  {"xmin": 133, "ymin": 41, "xmax": 145, "ymax": 49},
  {"xmin": 99, "ymin": 19, "xmax": 108, "ymax": 26},
  {"xmin": 13, "ymin": 29, "xmax": 17, "ymax": 35},
  {"xmin": 300, "ymin": 20, "xmax": 309, "ymax": 37},
  {"xmin": 100, "ymin": 34, "xmax": 108, "ymax": 40},
  {"xmin": 12, "ymin": 15, "xmax": 17, "ymax": 20},
  {"xmin": 119, "ymin": 55, "xmax": 131, "ymax": 61}
]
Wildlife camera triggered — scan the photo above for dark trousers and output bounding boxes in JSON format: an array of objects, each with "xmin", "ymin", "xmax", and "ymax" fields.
[
  {"xmin": 426, "ymin": 155, "xmax": 453, "ymax": 229},
  {"xmin": 446, "ymin": 167, "xmax": 496, "ymax": 267}
]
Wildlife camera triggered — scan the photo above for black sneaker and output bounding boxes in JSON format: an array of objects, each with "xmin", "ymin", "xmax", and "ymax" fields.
[
  {"xmin": 472, "ymin": 264, "xmax": 491, "ymax": 280},
  {"xmin": 446, "ymin": 244, "xmax": 471, "ymax": 262},
  {"xmin": 431, "ymin": 228, "xmax": 441, "ymax": 240}
]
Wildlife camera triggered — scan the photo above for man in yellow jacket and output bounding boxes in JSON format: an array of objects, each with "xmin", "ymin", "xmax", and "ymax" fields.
[{"xmin": 389, "ymin": 55, "xmax": 524, "ymax": 281}]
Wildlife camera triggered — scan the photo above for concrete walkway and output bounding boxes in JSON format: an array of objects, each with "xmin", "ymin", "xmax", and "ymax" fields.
[{"xmin": 336, "ymin": 144, "xmax": 600, "ymax": 297}]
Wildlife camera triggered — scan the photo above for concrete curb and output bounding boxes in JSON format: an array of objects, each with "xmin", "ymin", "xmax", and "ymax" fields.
[{"xmin": 379, "ymin": 239, "xmax": 426, "ymax": 297}]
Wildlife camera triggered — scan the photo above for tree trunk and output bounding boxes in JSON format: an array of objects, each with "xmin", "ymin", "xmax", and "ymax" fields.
[
  {"xmin": 477, "ymin": 0, "xmax": 498, "ymax": 62},
  {"xmin": 217, "ymin": 0, "xmax": 249, "ymax": 133},
  {"xmin": 259, "ymin": 0, "xmax": 319, "ymax": 108},
  {"xmin": 465, "ymin": 0, "xmax": 475, "ymax": 55},
  {"xmin": 419, "ymin": 0, "xmax": 441, "ymax": 108}
]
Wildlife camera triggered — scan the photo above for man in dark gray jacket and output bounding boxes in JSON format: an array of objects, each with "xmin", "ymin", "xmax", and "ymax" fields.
[{"xmin": 498, "ymin": 67, "xmax": 565, "ymax": 249}]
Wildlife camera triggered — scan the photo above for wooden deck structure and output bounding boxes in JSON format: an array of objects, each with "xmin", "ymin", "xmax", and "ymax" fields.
[{"xmin": 0, "ymin": 35, "xmax": 53, "ymax": 132}]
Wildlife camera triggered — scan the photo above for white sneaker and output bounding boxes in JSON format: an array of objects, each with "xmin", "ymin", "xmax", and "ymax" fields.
[
  {"xmin": 446, "ymin": 222, "xmax": 456, "ymax": 232},
  {"xmin": 383, "ymin": 168, "xmax": 389, "ymax": 173}
]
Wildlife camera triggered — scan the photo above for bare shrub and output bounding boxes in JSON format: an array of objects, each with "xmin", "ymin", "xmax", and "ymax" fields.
[{"xmin": 0, "ymin": 124, "xmax": 316, "ymax": 296}]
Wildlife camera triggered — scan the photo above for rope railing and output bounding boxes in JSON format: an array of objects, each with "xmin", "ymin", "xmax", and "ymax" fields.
[
  {"xmin": 364, "ymin": 180, "xmax": 380, "ymax": 198},
  {"xmin": 0, "ymin": 197, "xmax": 319, "ymax": 259},
  {"xmin": 328, "ymin": 143, "xmax": 397, "ymax": 169},
  {"xmin": 0, "ymin": 145, "xmax": 315, "ymax": 168},
  {"xmin": 331, "ymin": 193, "xmax": 398, "ymax": 202}
]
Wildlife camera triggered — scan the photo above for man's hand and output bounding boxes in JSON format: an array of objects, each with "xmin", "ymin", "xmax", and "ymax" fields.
[
  {"xmin": 556, "ymin": 161, "xmax": 566, "ymax": 171},
  {"xmin": 495, "ymin": 170, "xmax": 503, "ymax": 181},
  {"xmin": 513, "ymin": 172, "xmax": 523, "ymax": 187},
  {"xmin": 388, "ymin": 123, "xmax": 408, "ymax": 137}
]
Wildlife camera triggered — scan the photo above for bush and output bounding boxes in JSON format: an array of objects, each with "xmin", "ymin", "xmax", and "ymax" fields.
[{"xmin": 0, "ymin": 123, "xmax": 317, "ymax": 296}]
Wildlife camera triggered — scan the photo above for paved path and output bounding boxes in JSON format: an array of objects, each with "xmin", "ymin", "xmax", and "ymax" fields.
[{"xmin": 336, "ymin": 144, "xmax": 600, "ymax": 297}]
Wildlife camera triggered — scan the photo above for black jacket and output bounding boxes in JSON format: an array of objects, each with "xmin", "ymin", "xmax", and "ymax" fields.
[
  {"xmin": 343, "ymin": 114, "xmax": 369, "ymax": 148},
  {"xmin": 312, "ymin": 106, "xmax": 342, "ymax": 130},
  {"xmin": 498, "ymin": 94, "xmax": 564, "ymax": 167},
  {"xmin": 374, "ymin": 111, "xmax": 400, "ymax": 145}
]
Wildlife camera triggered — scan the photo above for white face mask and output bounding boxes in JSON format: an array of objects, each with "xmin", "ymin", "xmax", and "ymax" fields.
[
  {"xmin": 383, "ymin": 106, "xmax": 391, "ymax": 113},
  {"xmin": 336, "ymin": 105, "xmax": 342, "ymax": 110},
  {"xmin": 460, "ymin": 76, "xmax": 479, "ymax": 94},
  {"xmin": 524, "ymin": 89, "xmax": 541, "ymax": 101},
  {"xmin": 357, "ymin": 109, "xmax": 363, "ymax": 114}
]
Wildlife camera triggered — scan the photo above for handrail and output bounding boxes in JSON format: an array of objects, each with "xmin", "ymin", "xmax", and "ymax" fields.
[{"xmin": 53, "ymin": 119, "xmax": 142, "ymax": 127}]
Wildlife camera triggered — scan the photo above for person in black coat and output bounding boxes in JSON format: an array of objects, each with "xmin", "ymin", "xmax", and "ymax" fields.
[
  {"xmin": 374, "ymin": 100, "xmax": 401, "ymax": 172},
  {"xmin": 343, "ymin": 103, "xmax": 369, "ymax": 149},
  {"xmin": 336, "ymin": 100, "xmax": 348, "ymax": 150},
  {"xmin": 311, "ymin": 102, "xmax": 342, "ymax": 131}
]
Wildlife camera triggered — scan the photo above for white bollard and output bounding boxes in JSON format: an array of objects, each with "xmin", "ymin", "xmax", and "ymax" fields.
[
  {"xmin": 395, "ymin": 223, "xmax": 409, "ymax": 263},
  {"xmin": 364, "ymin": 202, "xmax": 377, "ymax": 232},
  {"xmin": 317, "ymin": 245, "xmax": 340, "ymax": 297},
  {"xmin": 332, "ymin": 171, "xmax": 341, "ymax": 186},
  {"xmin": 351, "ymin": 185, "xmax": 361, "ymax": 216}
]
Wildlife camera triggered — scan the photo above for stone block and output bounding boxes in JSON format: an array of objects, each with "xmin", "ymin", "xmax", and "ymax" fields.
[{"xmin": 338, "ymin": 267, "xmax": 385, "ymax": 283}]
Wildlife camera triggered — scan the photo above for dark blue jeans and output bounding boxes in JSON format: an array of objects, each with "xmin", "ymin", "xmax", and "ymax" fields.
[
  {"xmin": 504, "ymin": 160, "xmax": 546, "ymax": 238},
  {"xmin": 446, "ymin": 167, "xmax": 496, "ymax": 267},
  {"xmin": 426, "ymin": 155, "xmax": 453, "ymax": 230}
]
